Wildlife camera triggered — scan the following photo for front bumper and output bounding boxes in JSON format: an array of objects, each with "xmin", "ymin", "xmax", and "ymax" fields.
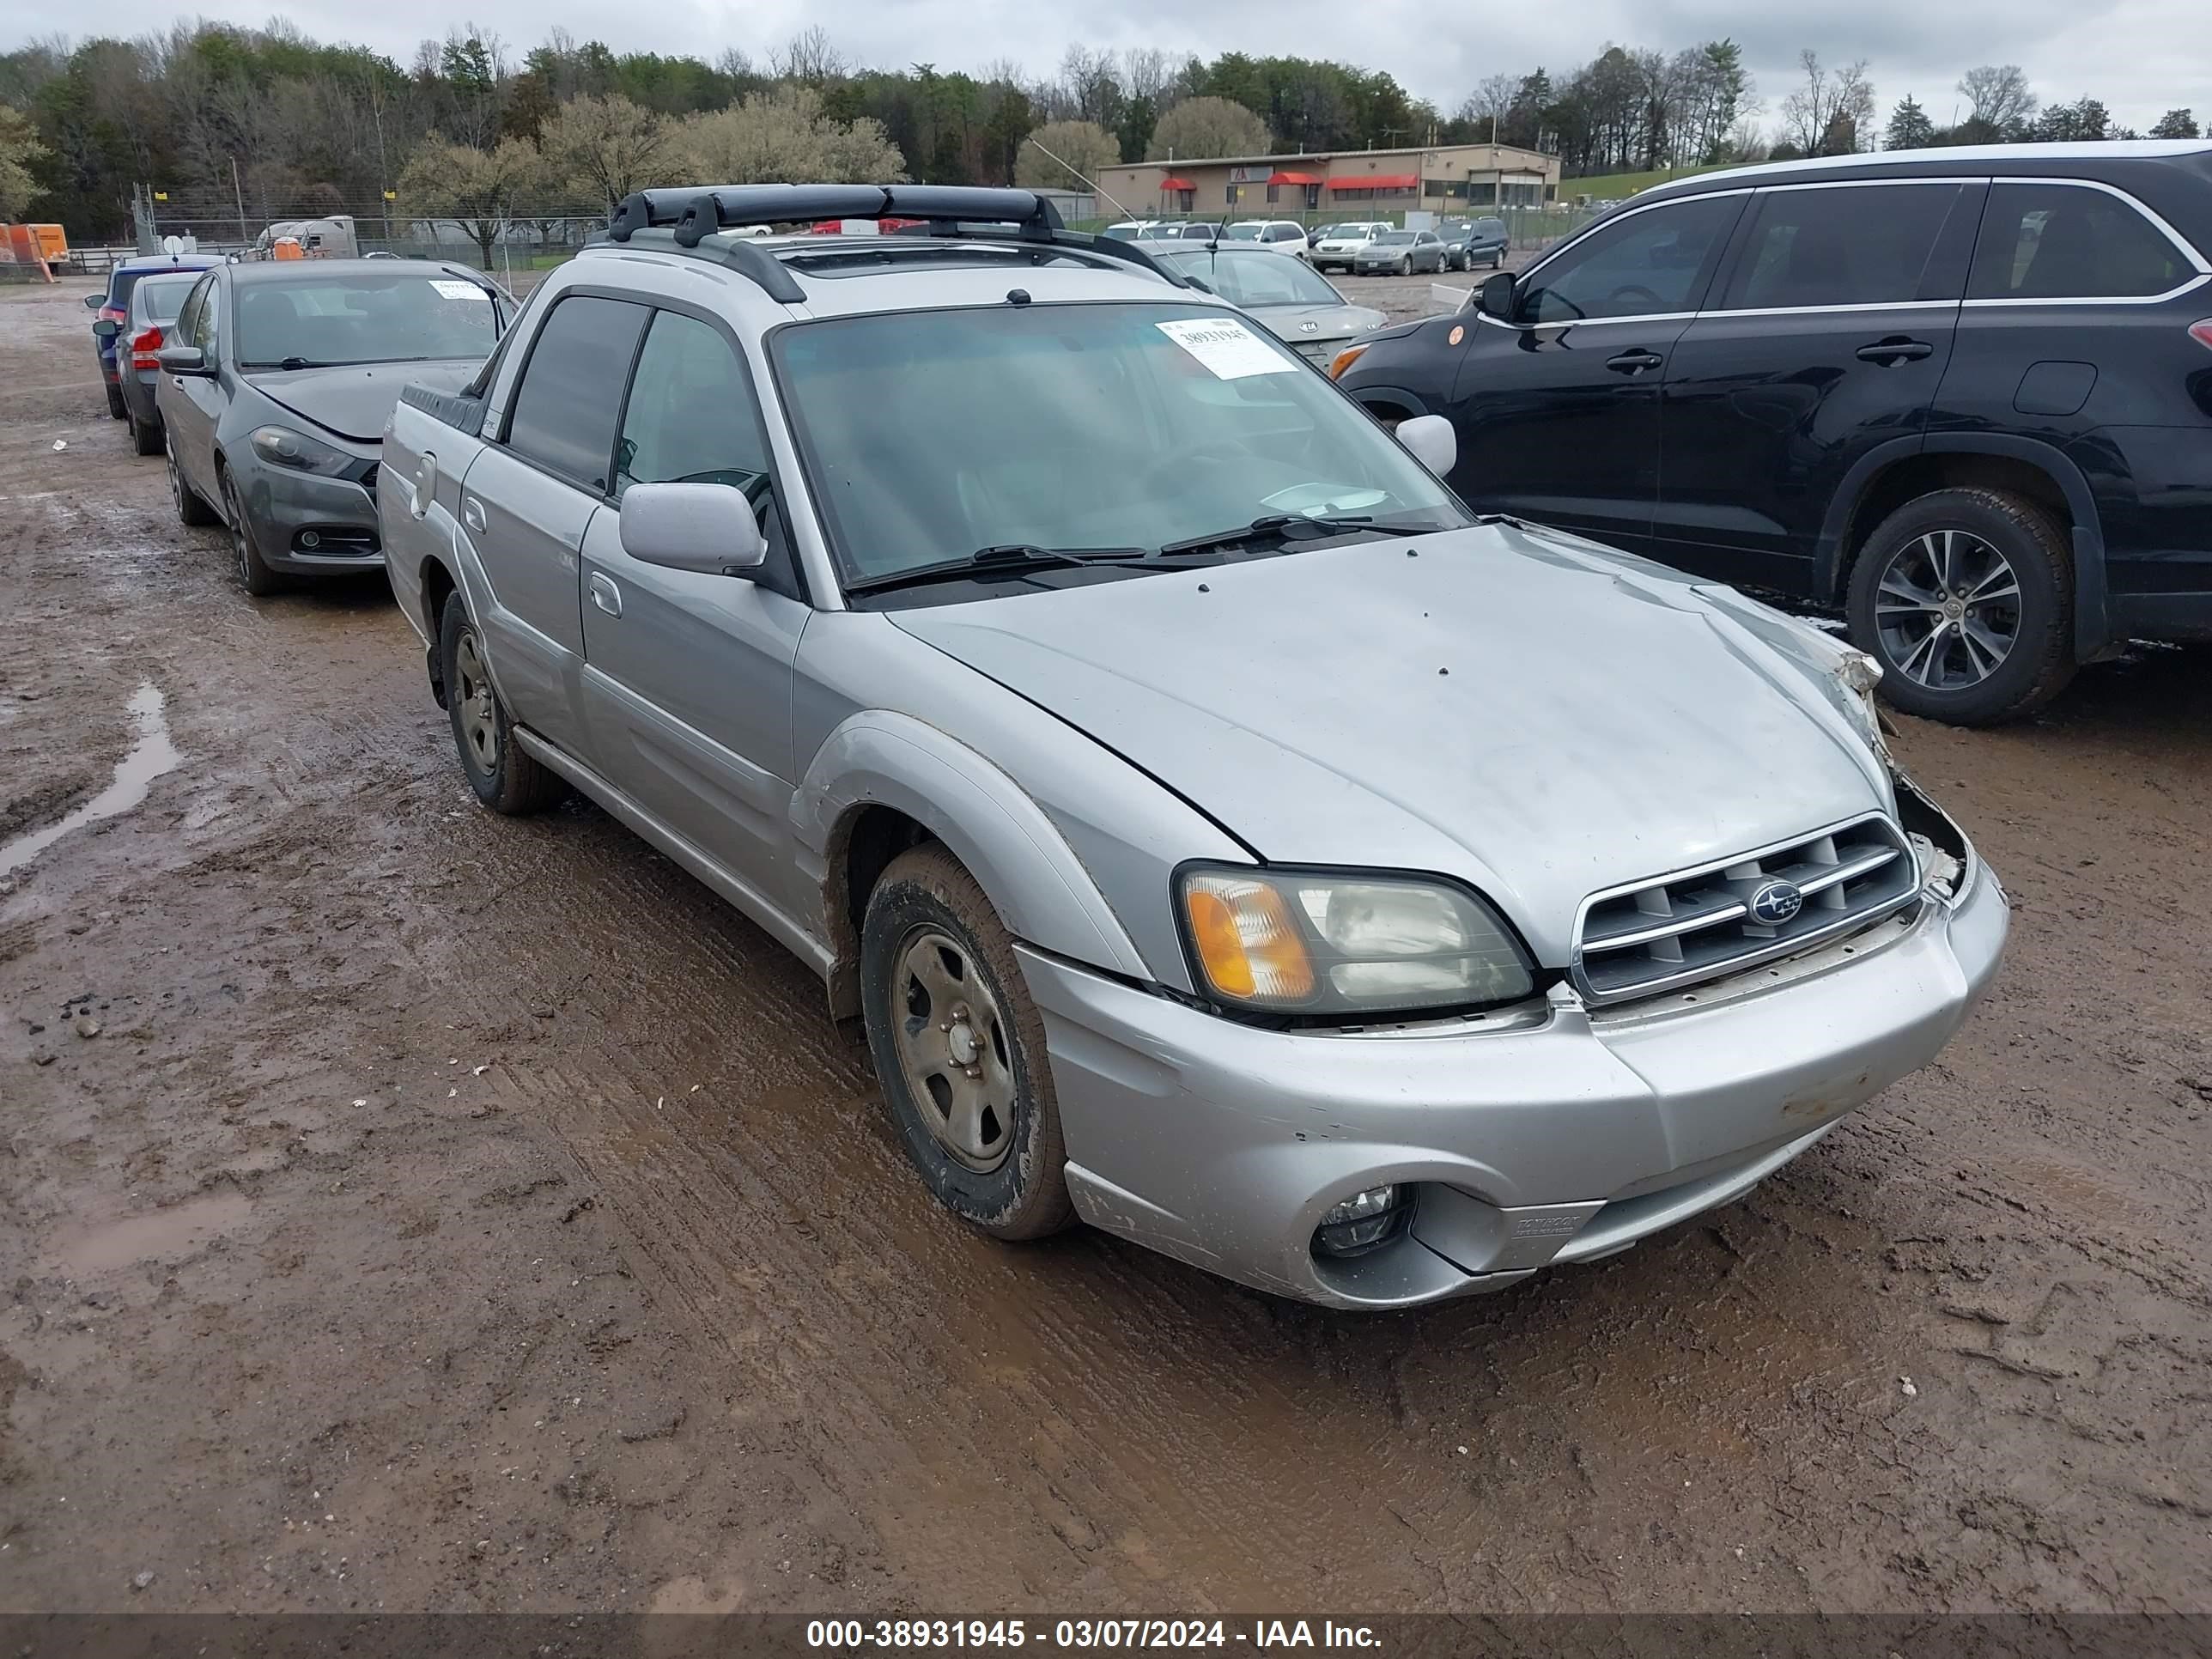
[
  {"xmin": 1018, "ymin": 858, "xmax": 2008, "ymax": 1309},
  {"xmin": 236, "ymin": 453, "xmax": 385, "ymax": 574}
]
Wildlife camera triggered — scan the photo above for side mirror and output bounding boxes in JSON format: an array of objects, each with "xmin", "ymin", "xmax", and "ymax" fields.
[
  {"xmin": 617, "ymin": 481, "xmax": 768, "ymax": 575},
  {"xmin": 1477, "ymin": 270, "xmax": 1518, "ymax": 320},
  {"xmin": 92, "ymin": 319, "xmax": 122, "ymax": 339},
  {"xmin": 156, "ymin": 344, "xmax": 210, "ymax": 377},
  {"xmin": 83, "ymin": 293, "xmax": 104, "ymax": 310},
  {"xmin": 1395, "ymin": 413, "xmax": 1457, "ymax": 477}
]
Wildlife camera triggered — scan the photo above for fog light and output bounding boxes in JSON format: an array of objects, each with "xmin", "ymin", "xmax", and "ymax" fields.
[
  {"xmin": 299, "ymin": 530, "xmax": 320, "ymax": 549},
  {"xmin": 1313, "ymin": 1183, "xmax": 1406, "ymax": 1258}
]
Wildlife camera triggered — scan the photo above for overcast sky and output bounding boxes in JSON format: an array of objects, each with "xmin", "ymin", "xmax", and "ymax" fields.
[{"xmin": 15, "ymin": 0, "xmax": 2211, "ymax": 137}]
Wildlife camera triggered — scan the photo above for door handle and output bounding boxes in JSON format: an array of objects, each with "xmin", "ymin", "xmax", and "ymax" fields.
[
  {"xmin": 1606, "ymin": 349, "xmax": 1664, "ymax": 374},
  {"xmin": 589, "ymin": 573, "xmax": 623, "ymax": 618},
  {"xmin": 1856, "ymin": 337, "xmax": 1934, "ymax": 365},
  {"xmin": 461, "ymin": 495, "xmax": 486, "ymax": 532}
]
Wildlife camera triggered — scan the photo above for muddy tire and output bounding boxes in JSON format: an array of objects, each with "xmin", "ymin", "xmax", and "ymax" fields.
[
  {"xmin": 167, "ymin": 436, "xmax": 218, "ymax": 527},
  {"xmin": 220, "ymin": 470, "xmax": 285, "ymax": 598},
  {"xmin": 439, "ymin": 593, "xmax": 564, "ymax": 815},
  {"xmin": 129, "ymin": 410, "xmax": 162, "ymax": 457},
  {"xmin": 1846, "ymin": 486, "xmax": 2074, "ymax": 726},
  {"xmin": 860, "ymin": 844, "xmax": 1074, "ymax": 1242},
  {"xmin": 106, "ymin": 381, "xmax": 126, "ymax": 420}
]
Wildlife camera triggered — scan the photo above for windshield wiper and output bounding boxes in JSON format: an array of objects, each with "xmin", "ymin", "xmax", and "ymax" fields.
[
  {"xmin": 844, "ymin": 544, "xmax": 1152, "ymax": 596},
  {"xmin": 1156, "ymin": 513, "xmax": 1421, "ymax": 558}
]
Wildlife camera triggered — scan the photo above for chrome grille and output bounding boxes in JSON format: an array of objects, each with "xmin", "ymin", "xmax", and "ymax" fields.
[{"xmin": 1572, "ymin": 815, "xmax": 1919, "ymax": 1005}]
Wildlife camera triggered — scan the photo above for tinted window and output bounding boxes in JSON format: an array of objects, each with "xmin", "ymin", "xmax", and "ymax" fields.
[
  {"xmin": 1722, "ymin": 184, "xmax": 1960, "ymax": 310},
  {"xmin": 173, "ymin": 280, "xmax": 206, "ymax": 348},
  {"xmin": 1520, "ymin": 196, "xmax": 1741, "ymax": 323},
  {"xmin": 1969, "ymin": 183, "xmax": 2194, "ymax": 301},
  {"xmin": 233, "ymin": 272, "xmax": 501, "ymax": 369},
  {"xmin": 133, "ymin": 273, "xmax": 203, "ymax": 325},
  {"xmin": 505, "ymin": 296, "xmax": 649, "ymax": 494},
  {"xmin": 615, "ymin": 312, "xmax": 771, "ymax": 498},
  {"xmin": 187, "ymin": 278, "xmax": 221, "ymax": 354}
]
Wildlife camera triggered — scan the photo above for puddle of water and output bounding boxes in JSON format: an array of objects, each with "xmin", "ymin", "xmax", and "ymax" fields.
[
  {"xmin": 49, "ymin": 1191, "xmax": 253, "ymax": 1277},
  {"xmin": 0, "ymin": 681, "xmax": 181, "ymax": 878}
]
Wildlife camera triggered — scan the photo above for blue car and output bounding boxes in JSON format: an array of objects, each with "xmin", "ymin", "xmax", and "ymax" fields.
[{"xmin": 83, "ymin": 253, "xmax": 222, "ymax": 419}]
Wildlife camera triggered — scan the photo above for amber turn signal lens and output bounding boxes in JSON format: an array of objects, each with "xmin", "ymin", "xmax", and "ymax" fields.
[
  {"xmin": 1328, "ymin": 343, "xmax": 1370, "ymax": 380},
  {"xmin": 1182, "ymin": 875, "xmax": 1316, "ymax": 1004}
]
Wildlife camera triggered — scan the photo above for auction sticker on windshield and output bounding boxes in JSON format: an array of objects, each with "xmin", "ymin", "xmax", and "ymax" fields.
[
  {"xmin": 1156, "ymin": 317, "xmax": 1296, "ymax": 380},
  {"xmin": 428, "ymin": 279, "xmax": 483, "ymax": 300}
]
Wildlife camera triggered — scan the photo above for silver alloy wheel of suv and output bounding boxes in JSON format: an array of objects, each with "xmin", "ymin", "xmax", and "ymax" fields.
[{"xmin": 1874, "ymin": 529, "xmax": 2022, "ymax": 690}]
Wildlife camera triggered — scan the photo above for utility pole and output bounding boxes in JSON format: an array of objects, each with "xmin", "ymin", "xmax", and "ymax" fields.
[{"xmin": 231, "ymin": 157, "xmax": 251, "ymax": 252}]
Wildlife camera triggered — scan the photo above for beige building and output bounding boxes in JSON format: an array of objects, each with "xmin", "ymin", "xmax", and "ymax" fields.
[{"xmin": 1090, "ymin": 143, "xmax": 1560, "ymax": 222}]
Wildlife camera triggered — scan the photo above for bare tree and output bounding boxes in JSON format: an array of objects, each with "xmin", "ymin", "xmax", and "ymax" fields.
[
  {"xmin": 679, "ymin": 84, "xmax": 902, "ymax": 185},
  {"xmin": 1146, "ymin": 95, "xmax": 1269, "ymax": 161},
  {"xmin": 538, "ymin": 94, "xmax": 670, "ymax": 211},
  {"xmin": 769, "ymin": 27, "xmax": 847, "ymax": 85},
  {"xmin": 1781, "ymin": 51, "xmax": 1874, "ymax": 155},
  {"xmin": 1015, "ymin": 119, "xmax": 1118, "ymax": 188},
  {"xmin": 1956, "ymin": 64, "xmax": 2037, "ymax": 134},
  {"xmin": 1462, "ymin": 73, "xmax": 1518, "ymax": 141}
]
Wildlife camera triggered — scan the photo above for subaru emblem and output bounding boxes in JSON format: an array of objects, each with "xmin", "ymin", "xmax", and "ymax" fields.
[{"xmin": 1749, "ymin": 879, "xmax": 1805, "ymax": 925}]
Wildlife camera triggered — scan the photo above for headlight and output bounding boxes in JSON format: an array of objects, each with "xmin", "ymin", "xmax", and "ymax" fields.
[
  {"xmin": 1176, "ymin": 865, "xmax": 1535, "ymax": 1016},
  {"xmin": 249, "ymin": 425, "xmax": 354, "ymax": 477}
]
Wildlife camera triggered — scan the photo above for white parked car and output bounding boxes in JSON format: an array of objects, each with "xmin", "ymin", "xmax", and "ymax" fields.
[
  {"xmin": 1224, "ymin": 219, "xmax": 1311, "ymax": 258},
  {"xmin": 1308, "ymin": 221, "xmax": 1390, "ymax": 273},
  {"xmin": 1101, "ymin": 220, "xmax": 1170, "ymax": 240}
]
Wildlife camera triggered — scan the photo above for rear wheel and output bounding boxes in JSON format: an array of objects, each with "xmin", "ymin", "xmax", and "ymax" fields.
[
  {"xmin": 438, "ymin": 592, "xmax": 566, "ymax": 813},
  {"xmin": 105, "ymin": 382, "xmax": 126, "ymax": 420},
  {"xmin": 1846, "ymin": 486, "xmax": 2075, "ymax": 726},
  {"xmin": 129, "ymin": 410, "xmax": 162, "ymax": 457},
  {"xmin": 860, "ymin": 844, "xmax": 1074, "ymax": 1242}
]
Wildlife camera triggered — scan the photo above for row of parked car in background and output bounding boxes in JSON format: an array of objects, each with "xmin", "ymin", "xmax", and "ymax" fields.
[
  {"xmin": 1103, "ymin": 216, "xmax": 1511, "ymax": 273},
  {"xmin": 71, "ymin": 143, "xmax": 2210, "ymax": 1304}
]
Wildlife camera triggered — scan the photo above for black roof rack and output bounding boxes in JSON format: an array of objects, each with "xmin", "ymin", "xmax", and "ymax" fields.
[{"xmin": 603, "ymin": 182, "xmax": 1189, "ymax": 300}]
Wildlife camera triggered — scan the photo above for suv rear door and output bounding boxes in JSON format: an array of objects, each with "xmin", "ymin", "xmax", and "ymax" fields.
[
  {"xmin": 1651, "ymin": 179, "xmax": 1980, "ymax": 591},
  {"xmin": 1442, "ymin": 191, "xmax": 1744, "ymax": 550}
]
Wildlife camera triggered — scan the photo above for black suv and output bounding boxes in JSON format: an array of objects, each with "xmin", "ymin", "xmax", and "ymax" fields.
[{"xmin": 1336, "ymin": 142, "xmax": 2212, "ymax": 724}]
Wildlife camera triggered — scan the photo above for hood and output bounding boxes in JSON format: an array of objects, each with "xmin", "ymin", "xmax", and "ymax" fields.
[
  {"xmin": 248, "ymin": 358, "xmax": 482, "ymax": 444},
  {"xmin": 1254, "ymin": 303, "xmax": 1388, "ymax": 344},
  {"xmin": 890, "ymin": 523, "xmax": 1892, "ymax": 965}
]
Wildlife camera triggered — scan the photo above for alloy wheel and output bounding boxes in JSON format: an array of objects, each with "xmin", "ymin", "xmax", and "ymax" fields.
[
  {"xmin": 888, "ymin": 927, "xmax": 1016, "ymax": 1174},
  {"xmin": 1874, "ymin": 529, "xmax": 2022, "ymax": 690},
  {"xmin": 452, "ymin": 628, "xmax": 499, "ymax": 772}
]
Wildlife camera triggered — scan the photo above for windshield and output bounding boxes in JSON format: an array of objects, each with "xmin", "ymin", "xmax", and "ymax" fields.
[
  {"xmin": 1371, "ymin": 232, "xmax": 1413, "ymax": 246},
  {"xmin": 234, "ymin": 272, "xmax": 501, "ymax": 369},
  {"xmin": 1224, "ymin": 224, "xmax": 1265, "ymax": 240},
  {"xmin": 774, "ymin": 301, "xmax": 1462, "ymax": 589},
  {"xmin": 1163, "ymin": 249, "xmax": 1346, "ymax": 307},
  {"xmin": 135, "ymin": 273, "xmax": 202, "ymax": 325}
]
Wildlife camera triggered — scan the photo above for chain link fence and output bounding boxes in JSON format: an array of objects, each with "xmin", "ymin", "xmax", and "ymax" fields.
[{"xmin": 130, "ymin": 188, "xmax": 611, "ymax": 277}]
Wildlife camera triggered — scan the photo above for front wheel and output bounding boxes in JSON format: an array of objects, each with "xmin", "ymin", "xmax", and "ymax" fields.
[
  {"xmin": 860, "ymin": 844, "xmax": 1073, "ymax": 1242},
  {"xmin": 221, "ymin": 470, "xmax": 285, "ymax": 597},
  {"xmin": 438, "ymin": 593, "xmax": 566, "ymax": 814},
  {"xmin": 1397, "ymin": 256, "xmax": 1413, "ymax": 276},
  {"xmin": 1846, "ymin": 486, "xmax": 2075, "ymax": 726}
]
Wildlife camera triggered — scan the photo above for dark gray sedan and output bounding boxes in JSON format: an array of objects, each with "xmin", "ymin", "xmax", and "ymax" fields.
[
  {"xmin": 157, "ymin": 258, "xmax": 507, "ymax": 595},
  {"xmin": 1352, "ymin": 228, "xmax": 1448, "ymax": 276},
  {"xmin": 1139, "ymin": 242, "xmax": 1388, "ymax": 366}
]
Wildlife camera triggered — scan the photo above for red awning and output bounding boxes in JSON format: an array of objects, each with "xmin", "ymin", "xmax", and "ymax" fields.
[
  {"xmin": 1268, "ymin": 170, "xmax": 1323, "ymax": 185},
  {"xmin": 1330, "ymin": 173, "xmax": 1419, "ymax": 190},
  {"xmin": 1158, "ymin": 176, "xmax": 1194, "ymax": 190}
]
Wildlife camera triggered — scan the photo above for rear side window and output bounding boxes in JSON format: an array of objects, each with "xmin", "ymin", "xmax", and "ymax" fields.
[
  {"xmin": 1519, "ymin": 195, "xmax": 1741, "ymax": 324},
  {"xmin": 1723, "ymin": 184, "xmax": 1962, "ymax": 311},
  {"xmin": 1969, "ymin": 183, "xmax": 2196, "ymax": 301},
  {"xmin": 504, "ymin": 295, "xmax": 650, "ymax": 495}
]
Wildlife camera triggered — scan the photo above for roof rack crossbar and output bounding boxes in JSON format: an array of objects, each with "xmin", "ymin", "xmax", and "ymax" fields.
[
  {"xmin": 603, "ymin": 184, "xmax": 1195, "ymax": 298},
  {"xmin": 610, "ymin": 184, "xmax": 1064, "ymax": 243}
]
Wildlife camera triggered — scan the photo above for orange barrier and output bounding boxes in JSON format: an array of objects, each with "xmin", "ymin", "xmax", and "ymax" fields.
[{"xmin": 0, "ymin": 223, "xmax": 69, "ymax": 281}]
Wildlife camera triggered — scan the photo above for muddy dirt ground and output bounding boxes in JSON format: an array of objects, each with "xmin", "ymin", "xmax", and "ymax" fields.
[{"xmin": 2, "ymin": 279, "xmax": 2208, "ymax": 1617}]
